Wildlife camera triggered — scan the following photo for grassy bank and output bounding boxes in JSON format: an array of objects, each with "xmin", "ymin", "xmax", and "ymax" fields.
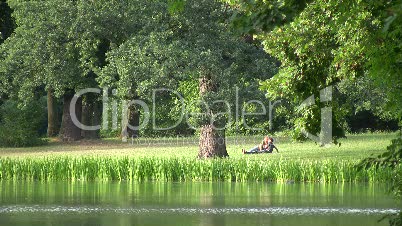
[
  {"xmin": 0, "ymin": 133, "xmax": 397, "ymax": 160},
  {"xmin": 0, "ymin": 157, "xmax": 398, "ymax": 183},
  {"xmin": 0, "ymin": 133, "xmax": 399, "ymax": 182}
]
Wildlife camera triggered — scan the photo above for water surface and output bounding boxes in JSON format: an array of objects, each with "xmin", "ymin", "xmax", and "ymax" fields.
[{"xmin": 0, "ymin": 182, "xmax": 400, "ymax": 226}]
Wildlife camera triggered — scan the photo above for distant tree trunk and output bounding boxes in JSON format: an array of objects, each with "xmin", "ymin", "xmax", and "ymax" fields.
[
  {"xmin": 59, "ymin": 92, "xmax": 82, "ymax": 141},
  {"xmin": 81, "ymin": 97, "xmax": 90, "ymax": 138},
  {"xmin": 127, "ymin": 104, "xmax": 140, "ymax": 138},
  {"xmin": 198, "ymin": 76, "xmax": 228, "ymax": 158},
  {"xmin": 47, "ymin": 89, "xmax": 58, "ymax": 137},
  {"xmin": 121, "ymin": 98, "xmax": 140, "ymax": 140},
  {"xmin": 81, "ymin": 93, "xmax": 101, "ymax": 139},
  {"xmin": 91, "ymin": 100, "xmax": 101, "ymax": 139}
]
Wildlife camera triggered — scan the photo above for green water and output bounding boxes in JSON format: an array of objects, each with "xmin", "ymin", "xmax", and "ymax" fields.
[{"xmin": 0, "ymin": 182, "xmax": 400, "ymax": 226}]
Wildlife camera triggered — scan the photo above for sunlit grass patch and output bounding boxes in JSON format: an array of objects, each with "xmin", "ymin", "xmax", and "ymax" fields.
[
  {"xmin": 0, "ymin": 156, "xmax": 397, "ymax": 183},
  {"xmin": 0, "ymin": 133, "xmax": 396, "ymax": 161}
]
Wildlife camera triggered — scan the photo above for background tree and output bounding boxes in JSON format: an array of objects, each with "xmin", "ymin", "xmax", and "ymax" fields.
[
  {"xmin": 226, "ymin": 0, "xmax": 401, "ymax": 142},
  {"xmin": 0, "ymin": 0, "xmax": 14, "ymax": 105},
  {"xmin": 99, "ymin": 0, "xmax": 277, "ymax": 158},
  {"xmin": 337, "ymin": 77, "xmax": 399, "ymax": 133},
  {"xmin": 0, "ymin": 0, "xmax": 137, "ymax": 141},
  {"xmin": 226, "ymin": 0, "xmax": 402, "ymax": 224},
  {"xmin": 0, "ymin": 0, "xmax": 85, "ymax": 141}
]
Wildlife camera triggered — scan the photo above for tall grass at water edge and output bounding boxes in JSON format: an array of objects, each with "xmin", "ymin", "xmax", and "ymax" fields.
[{"xmin": 0, "ymin": 157, "xmax": 398, "ymax": 183}]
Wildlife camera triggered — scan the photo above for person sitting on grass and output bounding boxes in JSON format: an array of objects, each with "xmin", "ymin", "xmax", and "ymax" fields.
[
  {"xmin": 242, "ymin": 136, "xmax": 279, "ymax": 154},
  {"xmin": 266, "ymin": 137, "xmax": 279, "ymax": 153},
  {"xmin": 242, "ymin": 136, "xmax": 268, "ymax": 154}
]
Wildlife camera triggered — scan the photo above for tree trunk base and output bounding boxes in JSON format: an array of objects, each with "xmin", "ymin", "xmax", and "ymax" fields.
[
  {"xmin": 47, "ymin": 89, "xmax": 58, "ymax": 137},
  {"xmin": 127, "ymin": 104, "xmax": 140, "ymax": 138},
  {"xmin": 198, "ymin": 125, "xmax": 228, "ymax": 158},
  {"xmin": 81, "ymin": 94, "xmax": 101, "ymax": 139},
  {"xmin": 59, "ymin": 93, "xmax": 82, "ymax": 142}
]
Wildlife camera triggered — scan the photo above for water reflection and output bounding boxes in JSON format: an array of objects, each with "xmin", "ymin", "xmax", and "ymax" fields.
[{"xmin": 0, "ymin": 181, "xmax": 400, "ymax": 226}]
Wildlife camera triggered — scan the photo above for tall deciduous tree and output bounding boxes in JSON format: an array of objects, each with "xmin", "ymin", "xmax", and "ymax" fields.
[
  {"xmin": 228, "ymin": 0, "xmax": 402, "ymax": 223},
  {"xmin": 0, "ymin": 0, "xmax": 136, "ymax": 141},
  {"xmin": 227, "ymin": 0, "xmax": 401, "ymax": 143},
  {"xmin": 0, "ymin": 0, "xmax": 86, "ymax": 141},
  {"xmin": 99, "ymin": 0, "xmax": 276, "ymax": 157}
]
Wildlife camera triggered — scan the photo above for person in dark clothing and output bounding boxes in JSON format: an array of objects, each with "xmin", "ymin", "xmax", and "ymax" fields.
[{"xmin": 265, "ymin": 137, "xmax": 279, "ymax": 153}]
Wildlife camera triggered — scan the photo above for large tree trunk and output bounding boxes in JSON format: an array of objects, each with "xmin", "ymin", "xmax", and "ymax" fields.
[
  {"xmin": 47, "ymin": 89, "xmax": 58, "ymax": 137},
  {"xmin": 81, "ymin": 93, "xmax": 101, "ymax": 139},
  {"xmin": 198, "ymin": 125, "xmax": 228, "ymax": 158},
  {"xmin": 198, "ymin": 76, "xmax": 228, "ymax": 158},
  {"xmin": 59, "ymin": 92, "xmax": 82, "ymax": 141}
]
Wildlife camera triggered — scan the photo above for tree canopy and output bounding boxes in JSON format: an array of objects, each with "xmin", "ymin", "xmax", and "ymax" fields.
[
  {"xmin": 226, "ymin": 0, "xmax": 402, "ymax": 143},
  {"xmin": 0, "ymin": 0, "xmax": 279, "ymax": 156},
  {"xmin": 0, "ymin": 0, "xmax": 400, "ymax": 161},
  {"xmin": 226, "ymin": 0, "xmax": 402, "ymax": 222}
]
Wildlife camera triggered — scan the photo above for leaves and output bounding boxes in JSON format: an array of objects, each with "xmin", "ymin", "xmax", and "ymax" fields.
[{"xmin": 228, "ymin": 0, "xmax": 402, "ymax": 144}]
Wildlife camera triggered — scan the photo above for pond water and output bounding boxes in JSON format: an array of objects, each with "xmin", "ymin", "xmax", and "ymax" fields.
[{"xmin": 0, "ymin": 181, "xmax": 400, "ymax": 226}]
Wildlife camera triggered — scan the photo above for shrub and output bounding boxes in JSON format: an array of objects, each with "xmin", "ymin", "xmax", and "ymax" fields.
[{"xmin": 0, "ymin": 99, "xmax": 47, "ymax": 147}]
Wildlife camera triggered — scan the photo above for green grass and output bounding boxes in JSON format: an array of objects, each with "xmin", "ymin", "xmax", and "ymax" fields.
[
  {"xmin": 0, "ymin": 157, "xmax": 397, "ymax": 182},
  {"xmin": 0, "ymin": 132, "xmax": 397, "ymax": 160},
  {"xmin": 0, "ymin": 133, "xmax": 399, "ymax": 182}
]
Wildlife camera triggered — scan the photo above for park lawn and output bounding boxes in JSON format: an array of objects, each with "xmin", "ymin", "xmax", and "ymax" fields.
[{"xmin": 0, "ymin": 132, "xmax": 397, "ymax": 161}]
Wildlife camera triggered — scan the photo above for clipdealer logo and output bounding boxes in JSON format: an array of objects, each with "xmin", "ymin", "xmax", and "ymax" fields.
[{"xmin": 297, "ymin": 86, "xmax": 333, "ymax": 146}]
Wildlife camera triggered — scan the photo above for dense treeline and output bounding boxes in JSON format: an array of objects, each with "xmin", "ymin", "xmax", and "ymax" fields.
[
  {"xmin": 0, "ymin": 0, "xmax": 278, "ymax": 156},
  {"xmin": 0, "ymin": 0, "xmax": 398, "ymax": 149},
  {"xmin": 0, "ymin": 0, "xmax": 400, "ymax": 157}
]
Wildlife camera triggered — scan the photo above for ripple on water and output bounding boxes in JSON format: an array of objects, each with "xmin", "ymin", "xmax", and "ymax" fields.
[{"xmin": 0, "ymin": 206, "xmax": 399, "ymax": 216}]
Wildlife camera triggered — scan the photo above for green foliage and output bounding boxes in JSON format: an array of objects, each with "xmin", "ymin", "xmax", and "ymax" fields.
[
  {"xmin": 366, "ymin": 1, "xmax": 402, "ymax": 121},
  {"xmin": 257, "ymin": 0, "xmax": 379, "ymax": 142},
  {"xmin": 358, "ymin": 137, "xmax": 402, "ymax": 171},
  {"xmin": 0, "ymin": 156, "xmax": 396, "ymax": 182},
  {"xmin": 330, "ymin": 79, "xmax": 400, "ymax": 134},
  {"xmin": 0, "ymin": 0, "xmax": 85, "ymax": 103},
  {"xmin": 386, "ymin": 213, "xmax": 402, "ymax": 226},
  {"xmin": 0, "ymin": 99, "xmax": 47, "ymax": 147},
  {"xmin": 227, "ymin": 0, "xmax": 401, "ymax": 144},
  {"xmin": 99, "ymin": 0, "xmax": 277, "ymax": 135},
  {"xmin": 0, "ymin": 0, "xmax": 15, "ymax": 43},
  {"xmin": 1, "ymin": 0, "xmax": 143, "ymax": 103},
  {"xmin": 226, "ymin": 0, "xmax": 311, "ymax": 34},
  {"xmin": 167, "ymin": 0, "xmax": 186, "ymax": 14}
]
